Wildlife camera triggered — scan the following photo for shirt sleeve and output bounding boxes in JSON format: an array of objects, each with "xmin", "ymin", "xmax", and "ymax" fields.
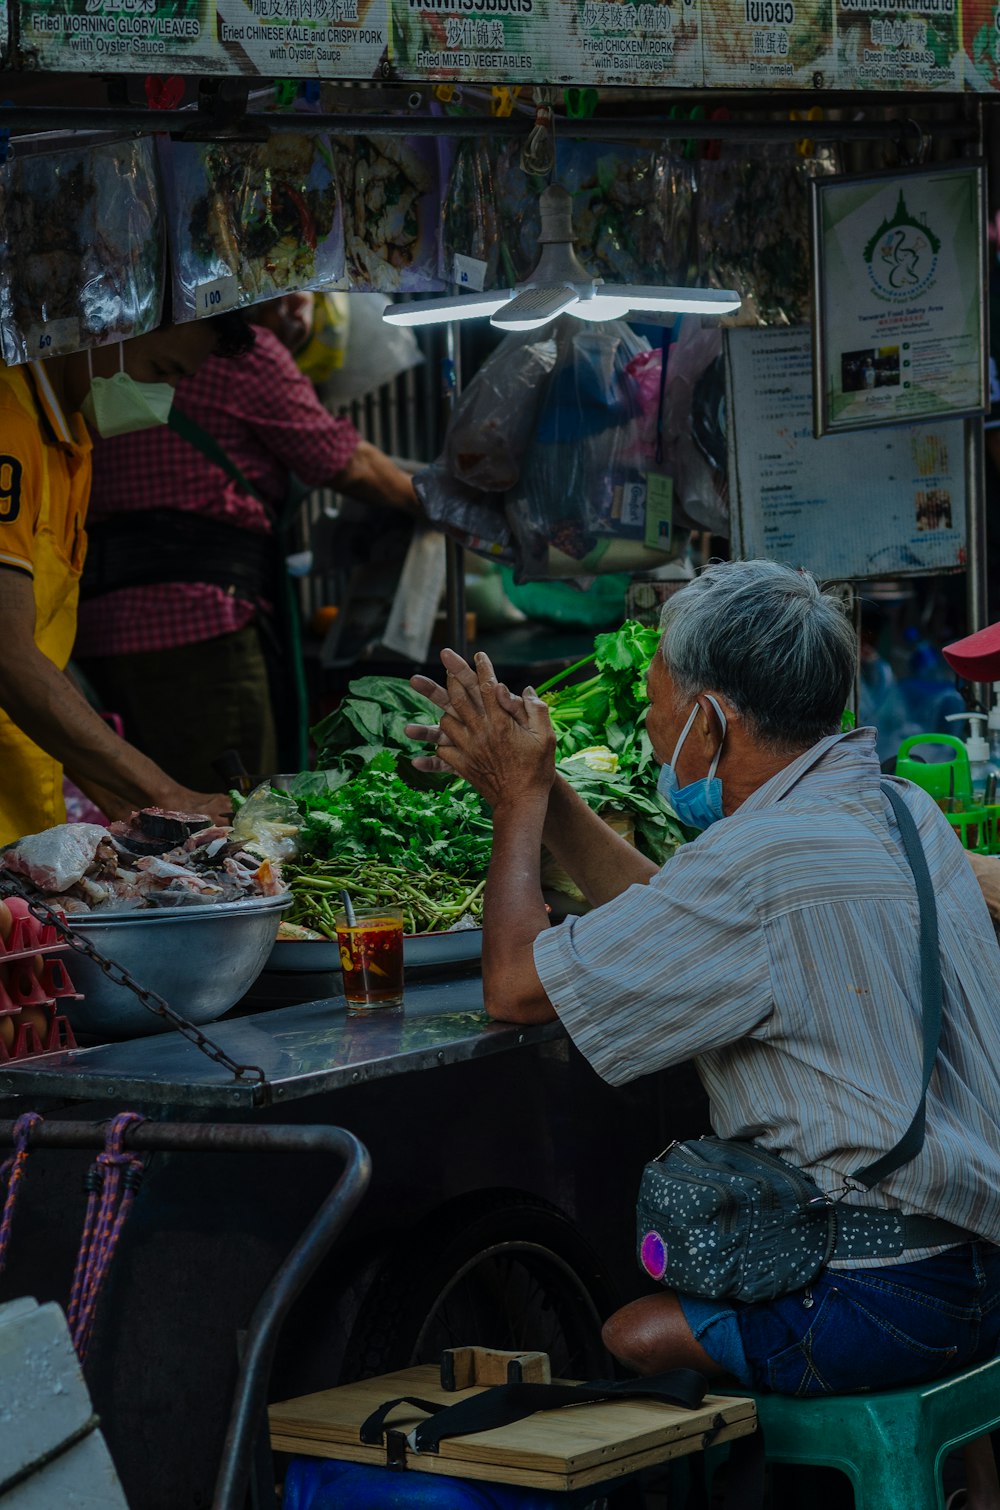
[
  {"xmin": 532, "ymin": 840, "xmax": 773, "ymax": 1087},
  {"xmin": 0, "ymin": 392, "xmax": 43, "ymax": 577},
  {"xmin": 215, "ymin": 329, "xmax": 361, "ymax": 485}
]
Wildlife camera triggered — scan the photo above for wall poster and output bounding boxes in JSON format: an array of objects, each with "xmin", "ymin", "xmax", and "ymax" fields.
[
  {"xmin": 812, "ymin": 163, "xmax": 987, "ymax": 435},
  {"xmin": 728, "ymin": 325, "xmax": 967, "ymax": 581}
]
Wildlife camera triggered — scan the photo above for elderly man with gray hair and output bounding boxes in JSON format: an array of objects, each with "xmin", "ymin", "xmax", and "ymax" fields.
[{"xmin": 407, "ymin": 559, "xmax": 1000, "ymax": 1491}]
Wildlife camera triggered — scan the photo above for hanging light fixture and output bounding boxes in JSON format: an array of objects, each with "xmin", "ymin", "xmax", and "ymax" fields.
[{"xmin": 383, "ymin": 185, "xmax": 741, "ymax": 331}]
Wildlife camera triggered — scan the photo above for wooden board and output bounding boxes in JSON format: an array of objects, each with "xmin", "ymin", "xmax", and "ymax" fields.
[{"xmin": 269, "ymin": 1365, "xmax": 757, "ymax": 1492}]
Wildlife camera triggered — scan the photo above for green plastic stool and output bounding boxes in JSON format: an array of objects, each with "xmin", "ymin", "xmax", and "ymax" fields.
[{"xmin": 716, "ymin": 1356, "xmax": 1000, "ymax": 1509}]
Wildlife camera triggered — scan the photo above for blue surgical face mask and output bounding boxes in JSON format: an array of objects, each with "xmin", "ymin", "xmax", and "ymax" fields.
[{"xmin": 656, "ymin": 695, "xmax": 728, "ymax": 830}]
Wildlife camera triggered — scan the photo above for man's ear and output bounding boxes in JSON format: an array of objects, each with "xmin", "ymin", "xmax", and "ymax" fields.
[{"xmin": 696, "ymin": 695, "xmax": 729, "ymax": 745}]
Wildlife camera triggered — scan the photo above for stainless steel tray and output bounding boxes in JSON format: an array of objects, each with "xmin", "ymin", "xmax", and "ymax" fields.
[{"xmin": 267, "ymin": 928, "xmax": 483, "ymax": 974}]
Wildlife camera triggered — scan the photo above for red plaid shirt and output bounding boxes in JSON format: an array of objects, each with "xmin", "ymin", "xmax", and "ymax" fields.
[{"xmin": 75, "ymin": 327, "xmax": 360, "ymax": 656}]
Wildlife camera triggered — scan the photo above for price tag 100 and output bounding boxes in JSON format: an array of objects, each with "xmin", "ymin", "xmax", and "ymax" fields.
[
  {"xmin": 196, "ymin": 276, "xmax": 239, "ymax": 317},
  {"xmin": 28, "ymin": 318, "xmax": 81, "ymax": 357}
]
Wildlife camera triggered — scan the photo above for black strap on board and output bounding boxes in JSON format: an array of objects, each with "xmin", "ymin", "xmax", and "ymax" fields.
[{"xmin": 359, "ymin": 1369, "xmax": 709, "ymax": 1455}]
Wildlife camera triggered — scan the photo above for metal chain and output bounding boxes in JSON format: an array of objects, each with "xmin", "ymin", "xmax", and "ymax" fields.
[{"xmin": 0, "ymin": 876, "xmax": 268, "ymax": 1093}]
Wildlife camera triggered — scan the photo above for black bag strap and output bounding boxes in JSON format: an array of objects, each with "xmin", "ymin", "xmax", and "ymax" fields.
[
  {"xmin": 359, "ymin": 1369, "xmax": 709, "ymax": 1454},
  {"xmin": 849, "ymin": 783, "xmax": 943, "ymax": 1189}
]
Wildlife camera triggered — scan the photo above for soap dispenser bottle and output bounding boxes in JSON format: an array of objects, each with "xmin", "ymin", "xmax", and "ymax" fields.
[{"xmin": 945, "ymin": 712, "xmax": 1000, "ymax": 801}]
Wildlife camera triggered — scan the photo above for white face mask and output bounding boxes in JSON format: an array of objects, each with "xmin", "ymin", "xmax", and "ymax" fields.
[{"xmin": 80, "ymin": 344, "xmax": 175, "ymax": 438}]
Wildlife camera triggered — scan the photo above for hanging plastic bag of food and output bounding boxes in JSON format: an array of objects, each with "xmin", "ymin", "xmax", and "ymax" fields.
[
  {"xmin": 658, "ymin": 319, "xmax": 730, "ymax": 538},
  {"xmin": 0, "ymin": 135, "xmax": 163, "ymax": 365},
  {"xmin": 506, "ymin": 318, "xmax": 684, "ymax": 582},
  {"xmin": 695, "ymin": 143, "xmax": 838, "ymax": 325},
  {"xmin": 556, "ymin": 141, "xmax": 692, "ymax": 286},
  {"xmin": 411, "ymin": 326, "xmax": 559, "ymax": 561},
  {"xmin": 161, "ymin": 133, "xmax": 344, "ymax": 321},
  {"xmin": 332, "ymin": 135, "xmax": 449, "ymax": 293}
]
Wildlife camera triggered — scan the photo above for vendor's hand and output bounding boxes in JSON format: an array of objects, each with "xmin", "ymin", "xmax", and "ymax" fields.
[
  {"xmin": 407, "ymin": 648, "xmax": 529, "ymax": 774},
  {"xmin": 154, "ymin": 786, "xmax": 233, "ymax": 827},
  {"xmin": 409, "ymin": 650, "xmax": 554, "ymax": 811}
]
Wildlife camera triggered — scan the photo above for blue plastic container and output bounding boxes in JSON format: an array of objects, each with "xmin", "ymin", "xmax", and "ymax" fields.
[{"xmin": 282, "ymin": 1457, "xmax": 596, "ymax": 1509}]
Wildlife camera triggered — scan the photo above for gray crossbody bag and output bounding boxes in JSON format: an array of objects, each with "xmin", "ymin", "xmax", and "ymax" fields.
[{"xmin": 635, "ymin": 781, "xmax": 973, "ymax": 1304}]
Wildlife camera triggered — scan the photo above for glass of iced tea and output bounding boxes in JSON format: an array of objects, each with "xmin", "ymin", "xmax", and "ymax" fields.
[{"xmin": 335, "ymin": 906, "xmax": 405, "ymax": 1012}]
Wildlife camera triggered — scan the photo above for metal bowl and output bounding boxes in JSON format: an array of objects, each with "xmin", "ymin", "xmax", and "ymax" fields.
[{"xmin": 61, "ymin": 894, "xmax": 291, "ymax": 1040}]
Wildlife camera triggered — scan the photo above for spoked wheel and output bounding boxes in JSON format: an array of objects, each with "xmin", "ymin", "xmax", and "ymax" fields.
[{"xmin": 342, "ymin": 1192, "xmax": 620, "ymax": 1381}]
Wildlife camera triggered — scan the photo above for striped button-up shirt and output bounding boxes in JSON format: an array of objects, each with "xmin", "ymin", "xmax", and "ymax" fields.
[{"xmin": 534, "ymin": 729, "xmax": 1000, "ymax": 1261}]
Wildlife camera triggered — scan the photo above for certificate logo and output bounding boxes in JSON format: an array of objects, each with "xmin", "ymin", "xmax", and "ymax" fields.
[{"xmin": 863, "ymin": 189, "xmax": 940, "ymax": 303}]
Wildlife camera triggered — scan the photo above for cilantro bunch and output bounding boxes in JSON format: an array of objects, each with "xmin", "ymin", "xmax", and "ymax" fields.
[{"xmin": 288, "ymin": 752, "xmax": 492, "ymax": 877}]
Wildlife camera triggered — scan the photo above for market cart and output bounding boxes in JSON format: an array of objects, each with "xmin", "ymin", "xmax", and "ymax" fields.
[{"xmin": 0, "ymin": 972, "xmax": 711, "ymax": 1509}]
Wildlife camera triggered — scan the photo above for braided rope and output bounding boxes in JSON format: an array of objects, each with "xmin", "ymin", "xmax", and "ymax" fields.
[
  {"xmin": 0, "ymin": 1112, "xmax": 42, "ymax": 1278},
  {"xmin": 67, "ymin": 1113, "xmax": 145, "ymax": 1365}
]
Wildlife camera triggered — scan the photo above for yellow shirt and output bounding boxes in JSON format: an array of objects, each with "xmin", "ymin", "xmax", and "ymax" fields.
[{"xmin": 0, "ymin": 362, "xmax": 92, "ymax": 844}]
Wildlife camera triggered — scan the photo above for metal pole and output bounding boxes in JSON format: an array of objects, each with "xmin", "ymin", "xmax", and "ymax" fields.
[
  {"xmin": 0, "ymin": 1121, "xmax": 371, "ymax": 1510},
  {"xmin": 442, "ymin": 321, "xmax": 468, "ymax": 658},
  {"xmin": 965, "ymin": 415, "xmax": 991, "ymax": 707}
]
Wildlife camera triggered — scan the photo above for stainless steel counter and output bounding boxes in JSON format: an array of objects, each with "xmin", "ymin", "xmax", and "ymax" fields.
[{"xmin": 0, "ymin": 976, "xmax": 562, "ymax": 1109}]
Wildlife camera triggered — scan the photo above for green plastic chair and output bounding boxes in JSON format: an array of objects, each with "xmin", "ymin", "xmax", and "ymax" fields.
[{"xmin": 714, "ymin": 1356, "xmax": 1000, "ymax": 1509}]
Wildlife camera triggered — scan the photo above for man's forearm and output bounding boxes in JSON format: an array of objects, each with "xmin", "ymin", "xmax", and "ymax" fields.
[
  {"xmin": 482, "ymin": 795, "xmax": 556, "ymax": 1024},
  {"xmin": 335, "ymin": 440, "xmax": 420, "ymax": 515},
  {"xmin": 542, "ymin": 775, "xmax": 658, "ymax": 906},
  {"xmin": 0, "ymin": 644, "xmax": 190, "ymax": 817}
]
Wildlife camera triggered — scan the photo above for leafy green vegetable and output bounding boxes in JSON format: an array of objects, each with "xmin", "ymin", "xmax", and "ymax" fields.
[
  {"xmin": 287, "ymin": 751, "xmax": 492, "ymax": 878},
  {"xmin": 556, "ymin": 758, "xmax": 685, "ymax": 864},
  {"xmin": 311, "ymin": 677, "xmax": 440, "ymax": 772},
  {"xmin": 537, "ymin": 620, "xmax": 662, "ymax": 782}
]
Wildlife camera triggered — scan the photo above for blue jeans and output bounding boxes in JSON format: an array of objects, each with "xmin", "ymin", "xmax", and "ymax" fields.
[{"xmin": 678, "ymin": 1242, "xmax": 1000, "ymax": 1396}]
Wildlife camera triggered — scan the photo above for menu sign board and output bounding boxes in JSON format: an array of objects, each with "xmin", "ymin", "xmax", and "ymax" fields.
[
  {"xmin": 389, "ymin": 0, "xmax": 543, "ymax": 79},
  {"xmin": 18, "ymin": 0, "xmax": 221, "ymax": 70},
  {"xmin": 727, "ymin": 326, "xmax": 967, "ymax": 582},
  {"xmin": 19, "ymin": 0, "xmax": 387, "ymax": 70},
  {"xmin": 835, "ymin": 0, "xmax": 962, "ymax": 90},
  {"xmin": 812, "ymin": 165, "xmax": 987, "ymax": 435},
  {"xmin": 549, "ymin": 0, "xmax": 701, "ymax": 85},
  {"xmin": 214, "ymin": 0, "xmax": 387, "ymax": 74},
  {"xmin": 702, "ymin": 0, "xmax": 836, "ymax": 87}
]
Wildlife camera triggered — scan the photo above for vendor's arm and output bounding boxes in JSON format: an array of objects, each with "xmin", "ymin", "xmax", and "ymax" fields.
[
  {"xmin": 0, "ymin": 570, "xmax": 230, "ymax": 824},
  {"xmin": 332, "ymin": 438, "xmax": 419, "ymax": 516},
  {"xmin": 968, "ymin": 850, "xmax": 1000, "ymax": 923}
]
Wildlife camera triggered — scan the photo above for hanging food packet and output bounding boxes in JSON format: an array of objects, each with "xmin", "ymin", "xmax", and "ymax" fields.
[
  {"xmin": 556, "ymin": 141, "xmax": 691, "ymax": 285},
  {"xmin": 506, "ymin": 319, "xmax": 686, "ymax": 582},
  {"xmin": 696, "ymin": 143, "xmax": 838, "ymax": 325},
  {"xmin": 0, "ymin": 135, "xmax": 163, "ymax": 365},
  {"xmin": 332, "ymin": 135, "xmax": 448, "ymax": 292},
  {"xmin": 441, "ymin": 137, "xmax": 501, "ymax": 293},
  {"xmin": 162, "ymin": 133, "xmax": 344, "ymax": 321}
]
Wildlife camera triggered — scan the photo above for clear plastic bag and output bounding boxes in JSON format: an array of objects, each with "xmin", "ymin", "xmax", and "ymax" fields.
[
  {"xmin": 556, "ymin": 142, "xmax": 693, "ymax": 286},
  {"xmin": 319, "ymin": 293, "xmax": 423, "ymax": 406},
  {"xmin": 506, "ymin": 319, "xmax": 680, "ymax": 581},
  {"xmin": 333, "ymin": 135, "xmax": 449, "ymax": 293},
  {"xmin": 0, "ymin": 135, "xmax": 163, "ymax": 365},
  {"xmin": 162, "ymin": 134, "xmax": 344, "ymax": 321},
  {"xmin": 659, "ymin": 320, "xmax": 729, "ymax": 537},
  {"xmin": 696, "ymin": 144, "xmax": 839, "ymax": 326},
  {"xmin": 230, "ymin": 784, "xmax": 301, "ymax": 862}
]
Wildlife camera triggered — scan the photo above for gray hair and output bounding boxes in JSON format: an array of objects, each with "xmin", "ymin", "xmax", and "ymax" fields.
[{"xmin": 659, "ymin": 560, "xmax": 855, "ymax": 750}]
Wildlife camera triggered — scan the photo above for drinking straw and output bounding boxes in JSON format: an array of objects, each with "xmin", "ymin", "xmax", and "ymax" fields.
[{"xmin": 340, "ymin": 889, "xmax": 357, "ymax": 927}]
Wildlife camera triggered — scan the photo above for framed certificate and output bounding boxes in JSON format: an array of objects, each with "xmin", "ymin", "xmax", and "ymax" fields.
[{"xmin": 811, "ymin": 164, "xmax": 988, "ymax": 436}]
